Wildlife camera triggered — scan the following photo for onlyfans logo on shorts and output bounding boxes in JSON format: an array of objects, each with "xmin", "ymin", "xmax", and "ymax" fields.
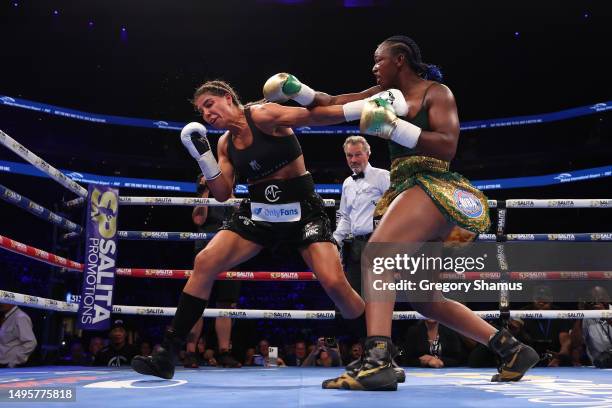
[
  {"xmin": 262, "ymin": 207, "xmax": 298, "ymax": 218},
  {"xmin": 264, "ymin": 185, "xmax": 281, "ymax": 202}
]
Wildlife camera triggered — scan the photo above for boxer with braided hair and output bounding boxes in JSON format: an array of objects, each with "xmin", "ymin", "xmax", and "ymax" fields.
[{"xmin": 266, "ymin": 35, "xmax": 539, "ymax": 391}]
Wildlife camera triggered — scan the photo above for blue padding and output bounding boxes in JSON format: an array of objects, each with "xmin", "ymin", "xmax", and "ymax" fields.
[
  {"xmin": 1, "ymin": 159, "xmax": 610, "ymax": 193},
  {"xmin": 2, "ymin": 95, "xmax": 610, "ymax": 134}
]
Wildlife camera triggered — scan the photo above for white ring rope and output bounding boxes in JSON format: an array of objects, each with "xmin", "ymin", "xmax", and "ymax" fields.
[
  {"xmin": 118, "ymin": 196, "xmax": 337, "ymax": 207},
  {"xmin": 0, "ymin": 129, "xmax": 88, "ymax": 198},
  {"xmin": 2, "ymin": 290, "xmax": 610, "ymax": 320}
]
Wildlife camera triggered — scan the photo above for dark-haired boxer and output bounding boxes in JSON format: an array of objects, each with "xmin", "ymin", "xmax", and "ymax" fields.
[
  {"xmin": 264, "ymin": 35, "xmax": 539, "ymax": 391},
  {"xmin": 132, "ymin": 80, "xmax": 408, "ymax": 379}
]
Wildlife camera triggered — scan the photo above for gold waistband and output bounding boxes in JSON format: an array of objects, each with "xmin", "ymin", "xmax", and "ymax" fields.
[{"xmin": 390, "ymin": 156, "xmax": 450, "ymax": 177}]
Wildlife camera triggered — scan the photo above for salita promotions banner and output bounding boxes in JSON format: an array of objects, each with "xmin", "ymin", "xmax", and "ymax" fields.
[{"xmin": 77, "ymin": 185, "xmax": 119, "ymax": 330}]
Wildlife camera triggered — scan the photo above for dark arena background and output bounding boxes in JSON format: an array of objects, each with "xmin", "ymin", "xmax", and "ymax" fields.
[{"xmin": 0, "ymin": 1, "xmax": 611, "ymax": 407}]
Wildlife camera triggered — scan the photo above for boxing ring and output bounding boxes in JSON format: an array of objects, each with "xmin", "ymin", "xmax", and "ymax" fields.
[{"xmin": 2, "ymin": 128, "xmax": 612, "ymax": 407}]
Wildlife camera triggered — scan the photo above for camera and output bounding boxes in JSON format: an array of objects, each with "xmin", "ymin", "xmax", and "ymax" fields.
[{"xmin": 324, "ymin": 337, "xmax": 337, "ymax": 348}]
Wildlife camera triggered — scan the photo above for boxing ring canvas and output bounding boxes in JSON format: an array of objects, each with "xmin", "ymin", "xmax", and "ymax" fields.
[{"xmin": 1, "ymin": 366, "xmax": 612, "ymax": 407}]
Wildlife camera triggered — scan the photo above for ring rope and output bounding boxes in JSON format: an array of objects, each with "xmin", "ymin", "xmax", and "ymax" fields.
[
  {"xmin": 0, "ymin": 234, "xmax": 83, "ymax": 271},
  {"xmin": 2, "ymin": 235, "xmax": 609, "ymax": 282},
  {"xmin": 2, "ymin": 290, "xmax": 610, "ymax": 320},
  {"xmin": 0, "ymin": 129, "xmax": 88, "ymax": 198},
  {"xmin": 108, "ymin": 231, "xmax": 612, "ymax": 242},
  {"xmin": 118, "ymin": 196, "xmax": 337, "ymax": 207},
  {"xmin": 0, "ymin": 184, "xmax": 82, "ymax": 233}
]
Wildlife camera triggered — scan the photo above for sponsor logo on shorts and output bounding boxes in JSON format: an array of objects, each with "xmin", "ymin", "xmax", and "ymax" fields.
[
  {"xmin": 251, "ymin": 202, "xmax": 300, "ymax": 222},
  {"xmin": 0, "ymin": 96, "xmax": 16, "ymax": 103},
  {"xmin": 303, "ymin": 222, "xmax": 319, "ymax": 239},
  {"xmin": 153, "ymin": 121, "xmax": 169, "ymax": 127},
  {"xmin": 238, "ymin": 215, "xmax": 255, "ymax": 226},
  {"xmin": 453, "ymin": 189, "xmax": 484, "ymax": 218},
  {"xmin": 264, "ymin": 185, "xmax": 281, "ymax": 202}
]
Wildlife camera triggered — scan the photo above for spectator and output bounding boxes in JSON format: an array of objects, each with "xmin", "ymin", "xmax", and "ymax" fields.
[
  {"xmin": 94, "ymin": 320, "xmax": 138, "ymax": 367},
  {"xmin": 139, "ymin": 341, "xmax": 152, "ymax": 358},
  {"xmin": 244, "ymin": 347, "xmax": 256, "ymax": 366},
  {"xmin": 571, "ymin": 286, "xmax": 612, "ymax": 368},
  {"xmin": 67, "ymin": 341, "xmax": 89, "ymax": 365},
  {"xmin": 400, "ymin": 319, "xmax": 466, "ymax": 368},
  {"xmin": 285, "ymin": 340, "xmax": 308, "ymax": 367},
  {"xmin": 255, "ymin": 339, "xmax": 286, "ymax": 367},
  {"xmin": 521, "ymin": 286, "xmax": 572, "ymax": 366},
  {"xmin": 348, "ymin": 342, "xmax": 363, "ymax": 363},
  {"xmin": 0, "ymin": 304, "xmax": 37, "ymax": 368},
  {"xmin": 302, "ymin": 337, "xmax": 342, "ymax": 367}
]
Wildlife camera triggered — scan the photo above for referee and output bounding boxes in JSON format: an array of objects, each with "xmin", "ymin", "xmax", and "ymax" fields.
[{"xmin": 333, "ymin": 136, "xmax": 390, "ymax": 296}]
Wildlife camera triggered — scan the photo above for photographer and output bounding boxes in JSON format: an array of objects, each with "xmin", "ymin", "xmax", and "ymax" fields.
[
  {"xmin": 521, "ymin": 286, "xmax": 573, "ymax": 366},
  {"xmin": 571, "ymin": 286, "xmax": 612, "ymax": 368},
  {"xmin": 302, "ymin": 337, "xmax": 342, "ymax": 367}
]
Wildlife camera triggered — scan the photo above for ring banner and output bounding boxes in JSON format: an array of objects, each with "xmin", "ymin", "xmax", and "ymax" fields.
[{"xmin": 77, "ymin": 185, "xmax": 119, "ymax": 331}]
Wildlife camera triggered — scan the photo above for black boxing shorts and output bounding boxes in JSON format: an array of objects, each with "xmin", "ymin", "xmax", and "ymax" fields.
[{"xmin": 219, "ymin": 173, "xmax": 335, "ymax": 249}]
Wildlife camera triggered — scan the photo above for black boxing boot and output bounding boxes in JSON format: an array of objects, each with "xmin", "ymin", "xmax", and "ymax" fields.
[
  {"xmin": 344, "ymin": 350, "xmax": 405, "ymax": 383},
  {"xmin": 391, "ymin": 357, "xmax": 406, "ymax": 383},
  {"xmin": 489, "ymin": 328, "xmax": 539, "ymax": 382},
  {"xmin": 132, "ymin": 292, "xmax": 208, "ymax": 379},
  {"xmin": 132, "ymin": 329, "xmax": 179, "ymax": 379},
  {"xmin": 322, "ymin": 336, "xmax": 397, "ymax": 391}
]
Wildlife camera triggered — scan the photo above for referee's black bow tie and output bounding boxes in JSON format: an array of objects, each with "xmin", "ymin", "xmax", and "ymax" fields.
[{"xmin": 352, "ymin": 172, "xmax": 365, "ymax": 180}]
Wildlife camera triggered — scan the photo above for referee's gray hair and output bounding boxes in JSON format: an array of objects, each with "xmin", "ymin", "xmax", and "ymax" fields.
[{"xmin": 343, "ymin": 135, "xmax": 371, "ymax": 155}]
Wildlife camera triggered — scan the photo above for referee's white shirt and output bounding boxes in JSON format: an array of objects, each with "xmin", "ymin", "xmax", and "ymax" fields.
[{"xmin": 333, "ymin": 163, "xmax": 390, "ymax": 243}]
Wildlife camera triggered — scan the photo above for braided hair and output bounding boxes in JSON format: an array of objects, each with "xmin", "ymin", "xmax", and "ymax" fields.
[
  {"xmin": 382, "ymin": 35, "xmax": 443, "ymax": 82},
  {"xmin": 192, "ymin": 80, "xmax": 242, "ymax": 108}
]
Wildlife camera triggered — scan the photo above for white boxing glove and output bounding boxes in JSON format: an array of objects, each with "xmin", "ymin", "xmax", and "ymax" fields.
[
  {"xmin": 342, "ymin": 89, "xmax": 408, "ymax": 122},
  {"xmin": 180, "ymin": 122, "xmax": 221, "ymax": 180}
]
